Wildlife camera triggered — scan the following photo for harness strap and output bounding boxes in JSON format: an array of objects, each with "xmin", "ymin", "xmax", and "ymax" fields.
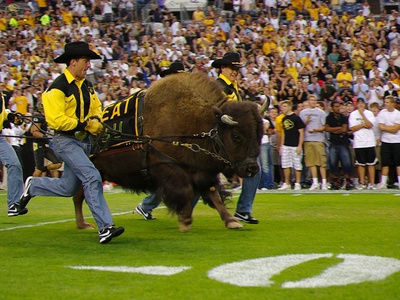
[
  {"xmin": 210, "ymin": 126, "xmax": 230, "ymax": 162},
  {"xmin": 141, "ymin": 143, "xmax": 182, "ymax": 182},
  {"xmin": 140, "ymin": 145, "xmax": 150, "ymax": 182}
]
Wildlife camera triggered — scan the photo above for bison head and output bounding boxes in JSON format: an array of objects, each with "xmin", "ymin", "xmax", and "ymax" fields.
[{"xmin": 212, "ymin": 102, "xmax": 263, "ymax": 178}]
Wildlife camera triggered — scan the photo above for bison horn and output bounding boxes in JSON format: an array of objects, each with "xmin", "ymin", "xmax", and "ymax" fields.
[{"xmin": 221, "ymin": 114, "xmax": 238, "ymax": 126}]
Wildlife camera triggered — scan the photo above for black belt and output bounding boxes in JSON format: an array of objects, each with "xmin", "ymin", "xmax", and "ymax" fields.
[
  {"xmin": 55, "ymin": 130, "xmax": 88, "ymax": 140},
  {"xmin": 55, "ymin": 130, "xmax": 78, "ymax": 136}
]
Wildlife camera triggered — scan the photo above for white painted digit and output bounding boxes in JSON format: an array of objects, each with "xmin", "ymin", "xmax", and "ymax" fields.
[
  {"xmin": 207, "ymin": 254, "xmax": 400, "ymax": 288},
  {"xmin": 207, "ymin": 253, "xmax": 332, "ymax": 287},
  {"xmin": 282, "ymin": 254, "xmax": 400, "ymax": 288}
]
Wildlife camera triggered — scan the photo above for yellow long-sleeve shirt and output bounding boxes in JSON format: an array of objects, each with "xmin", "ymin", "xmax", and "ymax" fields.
[{"xmin": 42, "ymin": 68, "xmax": 102, "ymax": 132}]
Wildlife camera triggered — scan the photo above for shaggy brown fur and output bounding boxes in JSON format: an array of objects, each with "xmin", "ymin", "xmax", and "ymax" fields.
[{"xmin": 74, "ymin": 73, "xmax": 263, "ymax": 231}]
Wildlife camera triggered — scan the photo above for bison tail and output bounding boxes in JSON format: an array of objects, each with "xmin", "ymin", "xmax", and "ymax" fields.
[{"xmin": 201, "ymin": 185, "xmax": 232, "ymax": 209}]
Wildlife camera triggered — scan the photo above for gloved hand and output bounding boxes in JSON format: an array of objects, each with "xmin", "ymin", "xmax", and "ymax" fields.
[
  {"xmin": 85, "ymin": 118, "xmax": 103, "ymax": 135},
  {"xmin": 7, "ymin": 112, "xmax": 23, "ymax": 125}
]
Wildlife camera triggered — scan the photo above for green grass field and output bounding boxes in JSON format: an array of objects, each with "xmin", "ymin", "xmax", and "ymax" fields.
[{"xmin": 1, "ymin": 188, "xmax": 400, "ymax": 300}]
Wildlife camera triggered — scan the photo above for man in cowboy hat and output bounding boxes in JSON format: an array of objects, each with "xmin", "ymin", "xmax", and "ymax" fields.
[
  {"xmin": 159, "ymin": 61, "xmax": 185, "ymax": 78},
  {"xmin": 18, "ymin": 41, "xmax": 124, "ymax": 244},
  {"xmin": 212, "ymin": 52, "xmax": 245, "ymax": 102},
  {"xmin": 212, "ymin": 52, "xmax": 260, "ymax": 224}
]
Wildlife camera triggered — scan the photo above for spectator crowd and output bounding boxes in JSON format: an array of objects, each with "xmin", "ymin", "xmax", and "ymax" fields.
[{"xmin": 1, "ymin": 0, "xmax": 400, "ymax": 191}]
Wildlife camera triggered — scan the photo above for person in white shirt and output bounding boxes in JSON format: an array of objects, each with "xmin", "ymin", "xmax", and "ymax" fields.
[
  {"xmin": 362, "ymin": 1, "xmax": 371, "ymax": 17},
  {"xmin": 388, "ymin": 26, "xmax": 400, "ymax": 48},
  {"xmin": 73, "ymin": 1, "xmax": 86, "ymax": 17},
  {"xmin": 299, "ymin": 95, "xmax": 327, "ymax": 190},
  {"xmin": 2, "ymin": 116, "xmax": 24, "ymax": 164},
  {"xmin": 99, "ymin": 41, "xmax": 113, "ymax": 62},
  {"xmin": 349, "ymin": 98, "xmax": 378, "ymax": 190},
  {"xmin": 170, "ymin": 16, "xmax": 180, "ymax": 36},
  {"xmin": 353, "ymin": 76, "xmax": 369, "ymax": 102},
  {"xmin": 295, "ymin": 15, "xmax": 307, "ymax": 33},
  {"xmin": 375, "ymin": 48, "xmax": 390, "ymax": 74},
  {"xmin": 101, "ymin": 0, "xmax": 113, "ymax": 22},
  {"xmin": 375, "ymin": 95, "xmax": 400, "ymax": 189},
  {"xmin": 366, "ymin": 78, "xmax": 384, "ymax": 107}
]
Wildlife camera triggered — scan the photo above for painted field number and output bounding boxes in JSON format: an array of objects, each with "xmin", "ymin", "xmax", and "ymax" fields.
[
  {"xmin": 207, "ymin": 253, "xmax": 400, "ymax": 288},
  {"xmin": 69, "ymin": 253, "xmax": 400, "ymax": 288}
]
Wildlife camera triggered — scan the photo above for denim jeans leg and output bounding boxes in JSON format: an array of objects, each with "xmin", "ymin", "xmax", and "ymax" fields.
[
  {"xmin": 329, "ymin": 144, "xmax": 339, "ymax": 175},
  {"xmin": 265, "ymin": 143, "xmax": 275, "ymax": 189},
  {"xmin": 339, "ymin": 144, "xmax": 353, "ymax": 175},
  {"xmin": 142, "ymin": 192, "xmax": 163, "ymax": 213},
  {"xmin": 0, "ymin": 137, "xmax": 23, "ymax": 206},
  {"xmin": 236, "ymin": 158, "xmax": 261, "ymax": 213},
  {"xmin": 259, "ymin": 143, "xmax": 269, "ymax": 188},
  {"xmin": 32, "ymin": 135, "xmax": 113, "ymax": 230}
]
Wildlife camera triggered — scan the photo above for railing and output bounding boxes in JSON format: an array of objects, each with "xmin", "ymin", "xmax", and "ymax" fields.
[{"xmin": 141, "ymin": 0, "xmax": 157, "ymax": 23}]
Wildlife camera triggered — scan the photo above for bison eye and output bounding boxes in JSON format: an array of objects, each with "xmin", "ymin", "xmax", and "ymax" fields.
[{"xmin": 232, "ymin": 132, "xmax": 242, "ymax": 143}]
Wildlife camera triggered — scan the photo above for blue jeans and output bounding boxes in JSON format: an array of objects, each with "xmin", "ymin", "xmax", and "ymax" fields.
[
  {"xmin": 237, "ymin": 158, "xmax": 261, "ymax": 213},
  {"xmin": 29, "ymin": 134, "xmax": 113, "ymax": 230},
  {"xmin": 259, "ymin": 142, "xmax": 275, "ymax": 189},
  {"xmin": 141, "ymin": 193, "xmax": 162, "ymax": 213},
  {"xmin": 0, "ymin": 136, "xmax": 23, "ymax": 206},
  {"xmin": 329, "ymin": 144, "xmax": 353, "ymax": 175}
]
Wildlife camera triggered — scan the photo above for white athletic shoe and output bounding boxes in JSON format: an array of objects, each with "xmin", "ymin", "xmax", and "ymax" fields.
[
  {"xmin": 375, "ymin": 183, "xmax": 387, "ymax": 190},
  {"xmin": 294, "ymin": 183, "xmax": 301, "ymax": 191},
  {"xmin": 278, "ymin": 183, "xmax": 291, "ymax": 190},
  {"xmin": 309, "ymin": 183, "xmax": 320, "ymax": 191}
]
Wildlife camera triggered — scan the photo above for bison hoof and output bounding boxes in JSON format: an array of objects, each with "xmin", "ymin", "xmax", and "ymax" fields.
[
  {"xmin": 76, "ymin": 222, "xmax": 96, "ymax": 230},
  {"xmin": 178, "ymin": 223, "xmax": 192, "ymax": 232},
  {"xmin": 226, "ymin": 221, "xmax": 244, "ymax": 229}
]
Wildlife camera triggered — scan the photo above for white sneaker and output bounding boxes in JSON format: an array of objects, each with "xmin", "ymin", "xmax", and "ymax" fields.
[
  {"xmin": 367, "ymin": 184, "xmax": 376, "ymax": 190},
  {"xmin": 376, "ymin": 183, "xmax": 387, "ymax": 190},
  {"xmin": 309, "ymin": 183, "xmax": 320, "ymax": 191},
  {"xmin": 321, "ymin": 183, "xmax": 328, "ymax": 191},
  {"xmin": 278, "ymin": 183, "xmax": 291, "ymax": 190},
  {"xmin": 232, "ymin": 185, "xmax": 242, "ymax": 191},
  {"xmin": 294, "ymin": 183, "xmax": 301, "ymax": 191},
  {"xmin": 357, "ymin": 184, "xmax": 367, "ymax": 190}
]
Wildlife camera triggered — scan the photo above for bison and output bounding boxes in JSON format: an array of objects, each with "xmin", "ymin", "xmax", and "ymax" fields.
[{"xmin": 74, "ymin": 72, "xmax": 263, "ymax": 232}]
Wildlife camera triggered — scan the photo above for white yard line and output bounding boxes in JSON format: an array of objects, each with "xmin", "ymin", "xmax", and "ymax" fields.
[{"xmin": 0, "ymin": 206, "xmax": 167, "ymax": 232}]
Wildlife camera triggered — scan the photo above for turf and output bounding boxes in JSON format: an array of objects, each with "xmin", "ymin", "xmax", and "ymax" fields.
[{"xmin": 1, "ymin": 189, "xmax": 400, "ymax": 300}]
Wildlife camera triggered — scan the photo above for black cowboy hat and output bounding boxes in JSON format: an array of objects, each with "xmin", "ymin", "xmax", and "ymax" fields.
[
  {"xmin": 160, "ymin": 61, "xmax": 185, "ymax": 77},
  {"xmin": 54, "ymin": 41, "xmax": 101, "ymax": 63},
  {"xmin": 211, "ymin": 52, "xmax": 245, "ymax": 69}
]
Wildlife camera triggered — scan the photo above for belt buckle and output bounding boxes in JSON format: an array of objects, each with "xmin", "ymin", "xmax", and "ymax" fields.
[{"xmin": 74, "ymin": 131, "xmax": 88, "ymax": 140}]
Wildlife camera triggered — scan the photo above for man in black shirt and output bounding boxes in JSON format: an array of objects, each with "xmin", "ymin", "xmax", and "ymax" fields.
[
  {"xmin": 325, "ymin": 100, "xmax": 353, "ymax": 190},
  {"xmin": 385, "ymin": 59, "xmax": 400, "ymax": 78},
  {"xmin": 338, "ymin": 80, "xmax": 354, "ymax": 103},
  {"xmin": 320, "ymin": 75, "xmax": 338, "ymax": 103},
  {"xmin": 278, "ymin": 100, "xmax": 305, "ymax": 191}
]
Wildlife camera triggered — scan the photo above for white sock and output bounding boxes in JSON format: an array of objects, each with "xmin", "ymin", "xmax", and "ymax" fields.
[
  {"xmin": 322, "ymin": 179, "xmax": 327, "ymax": 185},
  {"xmin": 312, "ymin": 178, "xmax": 318, "ymax": 184},
  {"xmin": 353, "ymin": 178, "xmax": 359, "ymax": 185},
  {"xmin": 381, "ymin": 175, "xmax": 388, "ymax": 185}
]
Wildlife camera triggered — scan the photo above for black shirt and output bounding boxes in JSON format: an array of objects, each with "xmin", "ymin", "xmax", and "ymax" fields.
[
  {"xmin": 282, "ymin": 113, "xmax": 305, "ymax": 147},
  {"xmin": 325, "ymin": 112, "xmax": 349, "ymax": 145}
]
